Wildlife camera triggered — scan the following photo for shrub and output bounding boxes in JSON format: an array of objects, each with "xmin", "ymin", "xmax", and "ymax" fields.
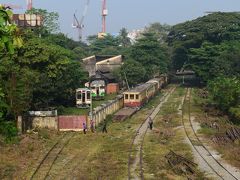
[
  {"xmin": 0, "ymin": 121, "xmax": 18, "ymax": 142},
  {"xmin": 229, "ymin": 107, "xmax": 240, "ymax": 122}
]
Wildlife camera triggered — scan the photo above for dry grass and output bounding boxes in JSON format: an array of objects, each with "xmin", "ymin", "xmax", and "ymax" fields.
[
  {"xmin": 0, "ymin": 129, "xmax": 61, "ymax": 179},
  {"xmin": 142, "ymin": 87, "xmax": 206, "ymax": 179},
  {"xmin": 191, "ymin": 88, "xmax": 240, "ymax": 169},
  {"xmin": 46, "ymin": 92, "xmax": 166, "ymax": 179},
  {"xmin": 0, "ymin": 88, "xmax": 168, "ymax": 179}
]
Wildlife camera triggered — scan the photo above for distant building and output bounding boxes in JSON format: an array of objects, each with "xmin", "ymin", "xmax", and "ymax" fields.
[
  {"xmin": 12, "ymin": 14, "xmax": 42, "ymax": 27},
  {"xmin": 127, "ymin": 29, "xmax": 144, "ymax": 44},
  {"xmin": 82, "ymin": 55, "xmax": 124, "ymax": 81}
]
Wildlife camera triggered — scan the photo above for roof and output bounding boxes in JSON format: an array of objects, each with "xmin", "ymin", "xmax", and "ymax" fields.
[
  {"xmin": 76, "ymin": 88, "xmax": 90, "ymax": 91},
  {"xmin": 124, "ymin": 83, "xmax": 153, "ymax": 94}
]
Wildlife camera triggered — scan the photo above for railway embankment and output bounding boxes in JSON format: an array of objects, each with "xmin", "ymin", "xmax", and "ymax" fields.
[{"xmin": 189, "ymin": 88, "xmax": 240, "ymax": 178}]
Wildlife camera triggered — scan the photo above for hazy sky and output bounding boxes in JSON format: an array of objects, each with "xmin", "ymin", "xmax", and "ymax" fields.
[{"xmin": 2, "ymin": 0, "xmax": 240, "ymax": 40}]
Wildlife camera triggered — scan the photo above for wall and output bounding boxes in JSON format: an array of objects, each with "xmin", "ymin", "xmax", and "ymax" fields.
[
  {"xmin": 18, "ymin": 96, "xmax": 124, "ymax": 133},
  {"xmin": 32, "ymin": 116, "xmax": 58, "ymax": 130},
  {"xmin": 18, "ymin": 115, "xmax": 58, "ymax": 133},
  {"xmin": 91, "ymin": 95, "xmax": 124, "ymax": 126}
]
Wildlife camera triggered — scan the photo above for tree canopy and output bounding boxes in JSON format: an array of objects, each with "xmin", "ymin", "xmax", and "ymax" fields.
[{"xmin": 168, "ymin": 12, "xmax": 240, "ymax": 75}]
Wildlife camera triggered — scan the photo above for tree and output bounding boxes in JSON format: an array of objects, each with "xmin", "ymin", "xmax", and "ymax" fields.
[
  {"xmin": 119, "ymin": 28, "xmax": 131, "ymax": 47},
  {"xmin": 208, "ymin": 77, "xmax": 240, "ymax": 111},
  {"xmin": 0, "ymin": 5, "xmax": 22, "ymax": 55},
  {"xmin": 120, "ymin": 59, "xmax": 146, "ymax": 86},
  {"xmin": 188, "ymin": 41, "xmax": 240, "ymax": 82},
  {"xmin": 130, "ymin": 33, "xmax": 169, "ymax": 79},
  {"xmin": 87, "ymin": 34, "xmax": 121, "ymax": 55},
  {"xmin": 168, "ymin": 12, "xmax": 240, "ymax": 71},
  {"xmin": 145, "ymin": 23, "xmax": 171, "ymax": 43},
  {"xmin": 26, "ymin": 8, "xmax": 60, "ymax": 34}
]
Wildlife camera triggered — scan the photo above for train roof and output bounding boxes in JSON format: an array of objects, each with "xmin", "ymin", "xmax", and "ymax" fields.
[
  {"xmin": 76, "ymin": 88, "xmax": 90, "ymax": 91},
  {"xmin": 123, "ymin": 83, "xmax": 153, "ymax": 94},
  {"xmin": 146, "ymin": 78, "xmax": 162, "ymax": 83}
]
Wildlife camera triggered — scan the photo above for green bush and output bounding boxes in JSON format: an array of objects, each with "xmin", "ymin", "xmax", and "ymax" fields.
[
  {"xmin": 0, "ymin": 121, "xmax": 18, "ymax": 142},
  {"xmin": 229, "ymin": 107, "xmax": 240, "ymax": 122},
  {"xmin": 208, "ymin": 77, "xmax": 240, "ymax": 111}
]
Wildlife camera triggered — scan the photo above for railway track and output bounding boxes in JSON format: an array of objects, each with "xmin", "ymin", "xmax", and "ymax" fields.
[
  {"xmin": 182, "ymin": 88, "xmax": 239, "ymax": 180},
  {"xmin": 128, "ymin": 87, "xmax": 176, "ymax": 180},
  {"xmin": 30, "ymin": 132, "xmax": 74, "ymax": 180}
]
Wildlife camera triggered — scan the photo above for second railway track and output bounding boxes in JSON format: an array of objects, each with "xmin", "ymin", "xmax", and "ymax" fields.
[
  {"xmin": 30, "ymin": 132, "xmax": 75, "ymax": 180},
  {"xmin": 128, "ymin": 86, "xmax": 176, "ymax": 180},
  {"xmin": 182, "ymin": 88, "xmax": 239, "ymax": 180}
]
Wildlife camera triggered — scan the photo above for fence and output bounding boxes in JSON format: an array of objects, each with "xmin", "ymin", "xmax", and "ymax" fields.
[
  {"xmin": 18, "ymin": 96, "xmax": 124, "ymax": 133},
  {"xmin": 91, "ymin": 95, "xmax": 124, "ymax": 126}
]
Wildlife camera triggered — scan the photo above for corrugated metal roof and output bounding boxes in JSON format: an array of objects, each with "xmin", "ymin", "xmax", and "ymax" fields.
[{"xmin": 124, "ymin": 83, "xmax": 153, "ymax": 93}]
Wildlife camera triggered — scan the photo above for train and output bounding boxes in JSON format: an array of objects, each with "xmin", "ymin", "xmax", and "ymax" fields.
[
  {"xmin": 123, "ymin": 75, "xmax": 168, "ymax": 108},
  {"xmin": 76, "ymin": 75, "xmax": 168, "ymax": 109},
  {"xmin": 76, "ymin": 88, "xmax": 91, "ymax": 108},
  {"xmin": 90, "ymin": 79, "xmax": 106, "ymax": 100}
]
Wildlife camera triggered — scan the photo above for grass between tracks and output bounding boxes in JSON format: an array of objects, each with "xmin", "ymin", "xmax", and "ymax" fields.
[
  {"xmin": 45, "ymin": 90, "xmax": 167, "ymax": 179},
  {"xmin": 142, "ymin": 87, "xmax": 206, "ymax": 179},
  {"xmin": 0, "ymin": 88, "xmax": 168, "ymax": 179},
  {"xmin": 191, "ymin": 88, "xmax": 240, "ymax": 169}
]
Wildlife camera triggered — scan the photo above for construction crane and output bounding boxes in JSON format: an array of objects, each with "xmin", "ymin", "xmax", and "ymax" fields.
[
  {"xmin": 98, "ymin": 0, "xmax": 108, "ymax": 39},
  {"xmin": 0, "ymin": 4, "xmax": 22, "ymax": 10},
  {"xmin": 26, "ymin": 0, "xmax": 33, "ymax": 10},
  {"xmin": 72, "ymin": 0, "xmax": 90, "ymax": 41}
]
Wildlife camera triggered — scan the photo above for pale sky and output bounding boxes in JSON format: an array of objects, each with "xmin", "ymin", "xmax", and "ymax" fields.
[{"xmin": 1, "ymin": 0, "xmax": 240, "ymax": 40}]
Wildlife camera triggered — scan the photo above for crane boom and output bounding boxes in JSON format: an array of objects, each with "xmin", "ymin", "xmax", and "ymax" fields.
[
  {"xmin": 1, "ymin": 4, "xmax": 22, "ymax": 9},
  {"xmin": 72, "ymin": 0, "xmax": 90, "ymax": 41}
]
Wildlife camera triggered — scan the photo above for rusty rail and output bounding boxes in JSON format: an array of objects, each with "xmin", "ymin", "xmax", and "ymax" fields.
[{"xmin": 182, "ymin": 88, "xmax": 238, "ymax": 180}]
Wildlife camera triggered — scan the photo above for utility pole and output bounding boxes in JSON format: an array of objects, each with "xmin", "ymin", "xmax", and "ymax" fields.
[{"xmin": 90, "ymin": 89, "xmax": 93, "ymax": 122}]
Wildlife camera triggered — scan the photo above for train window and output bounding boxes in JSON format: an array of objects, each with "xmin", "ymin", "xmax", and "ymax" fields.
[
  {"xmin": 130, "ymin": 94, "xmax": 134, "ymax": 99},
  {"xmin": 136, "ymin": 95, "xmax": 139, "ymax": 100},
  {"xmin": 125, "ymin": 94, "xmax": 129, "ymax": 99},
  {"xmin": 87, "ymin": 91, "xmax": 91, "ymax": 99},
  {"xmin": 77, "ymin": 92, "xmax": 82, "ymax": 100}
]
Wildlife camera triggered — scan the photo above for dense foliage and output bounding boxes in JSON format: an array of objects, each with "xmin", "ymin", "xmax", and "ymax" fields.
[
  {"xmin": 0, "ymin": 8, "xmax": 88, "ymax": 127},
  {"xmin": 168, "ymin": 12, "xmax": 240, "ymax": 80},
  {"xmin": 2, "ymin": 6, "xmax": 240, "ymax": 133},
  {"xmin": 168, "ymin": 12, "xmax": 240, "ymax": 122},
  {"xmin": 86, "ymin": 28, "xmax": 170, "ymax": 86},
  {"xmin": 208, "ymin": 77, "xmax": 240, "ymax": 111}
]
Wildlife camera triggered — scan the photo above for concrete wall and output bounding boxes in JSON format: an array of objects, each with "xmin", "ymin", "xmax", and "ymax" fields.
[
  {"xmin": 32, "ymin": 117, "xmax": 58, "ymax": 130},
  {"xmin": 18, "ymin": 95, "xmax": 124, "ymax": 133},
  {"xmin": 91, "ymin": 95, "xmax": 124, "ymax": 126},
  {"xmin": 18, "ymin": 116, "xmax": 58, "ymax": 133}
]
